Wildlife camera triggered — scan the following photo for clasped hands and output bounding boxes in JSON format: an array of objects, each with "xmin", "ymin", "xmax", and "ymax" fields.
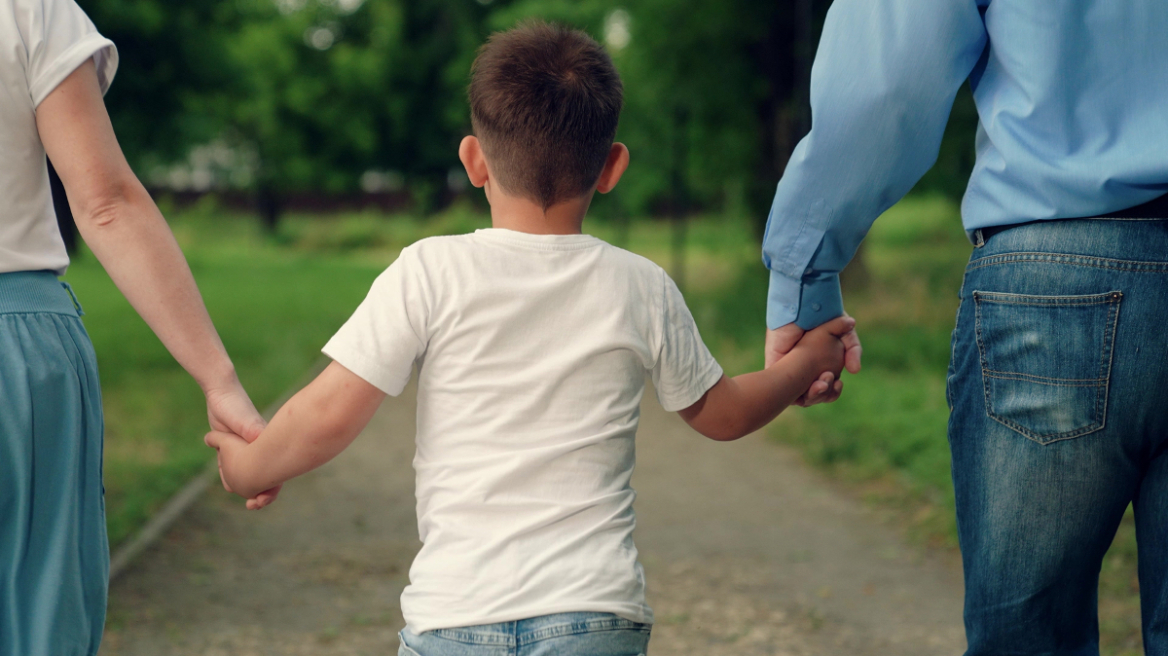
[
  {"xmin": 197, "ymin": 320, "xmax": 860, "ymax": 512},
  {"xmin": 768, "ymin": 315, "xmax": 862, "ymax": 406},
  {"xmin": 203, "ymin": 376, "xmax": 280, "ymax": 510}
]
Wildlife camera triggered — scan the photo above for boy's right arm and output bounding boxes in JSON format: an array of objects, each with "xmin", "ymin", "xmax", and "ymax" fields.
[
  {"xmin": 205, "ymin": 361, "xmax": 387, "ymax": 501},
  {"xmin": 678, "ymin": 316, "xmax": 854, "ymax": 442}
]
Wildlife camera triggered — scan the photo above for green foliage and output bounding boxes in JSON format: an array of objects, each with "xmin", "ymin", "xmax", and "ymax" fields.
[
  {"xmin": 206, "ymin": 0, "xmax": 495, "ymax": 198},
  {"xmin": 76, "ymin": 0, "xmax": 243, "ymax": 169},
  {"xmin": 89, "ymin": 0, "xmax": 977, "ymax": 214}
]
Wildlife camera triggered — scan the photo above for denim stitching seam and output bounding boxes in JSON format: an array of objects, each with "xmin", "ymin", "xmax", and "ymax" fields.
[
  {"xmin": 969, "ymin": 252, "xmax": 1168, "ymax": 270},
  {"xmin": 969, "ymin": 298, "xmax": 1113, "ymax": 307},
  {"xmin": 969, "ymin": 291, "xmax": 1119, "ymax": 306},
  {"xmin": 946, "ymin": 279, "xmax": 965, "ymax": 412},
  {"xmin": 519, "ymin": 622, "xmax": 651, "ymax": 646},
  {"xmin": 427, "ymin": 628, "xmax": 514, "ymax": 646},
  {"xmin": 1094, "ymin": 294, "xmax": 1122, "ymax": 443},
  {"xmin": 967, "ymin": 252, "xmax": 1168, "ymax": 273},
  {"xmin": 980, "ymin": 370, "xmax": 1106, "ymax": 386}
]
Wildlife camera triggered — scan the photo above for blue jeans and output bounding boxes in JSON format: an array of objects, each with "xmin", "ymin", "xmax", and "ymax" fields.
[
  {"xmin": 398, "ymin": 612, "xmax": 651, "ymax": 656},
  {"xmin": 949, "ymin": 218, "xmax": 1168, "ymax": 655}
]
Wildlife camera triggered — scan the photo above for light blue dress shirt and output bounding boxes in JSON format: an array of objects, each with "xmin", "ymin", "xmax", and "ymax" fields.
[{"xmin": 763, "ymin": 0, "xmax": 1168, "ymax": 330}]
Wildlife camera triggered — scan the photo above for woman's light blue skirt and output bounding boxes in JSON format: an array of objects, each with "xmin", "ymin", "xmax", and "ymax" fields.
[{"xmin": 0, "ymin": 270, "xmax": 107, "ymax": 656}]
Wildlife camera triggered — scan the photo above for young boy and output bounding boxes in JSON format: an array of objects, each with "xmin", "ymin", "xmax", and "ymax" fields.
[{"xmin": 206, "ymin": 21, "xmax": 852, "ymax": 656}]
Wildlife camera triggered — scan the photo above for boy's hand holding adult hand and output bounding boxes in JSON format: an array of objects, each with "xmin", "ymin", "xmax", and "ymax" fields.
[
  {"xmin": 204, "ymin": 379, "xmax": 280, "ymax": 510},
  {"xmin": 204, "ymin": 430, "xmax": 272, "ymax": 509},
  {"xmin": 766, "ymin": 315, "xmax": 862, "ymax": 406}
]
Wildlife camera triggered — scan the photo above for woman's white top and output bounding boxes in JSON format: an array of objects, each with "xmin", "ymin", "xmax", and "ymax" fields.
[{"xmin": 1, "ymin": 0, "xmax": 116, "ymax": 275}]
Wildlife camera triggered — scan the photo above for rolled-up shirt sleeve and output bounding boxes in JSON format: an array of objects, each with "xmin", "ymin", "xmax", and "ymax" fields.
[
  {"xmin": 763, "ymin": 0, "xmax": 988, "ymax": 330},
  {"xmin": 23, "ymin": 0, "xmax": 118, "ymax": 107}
]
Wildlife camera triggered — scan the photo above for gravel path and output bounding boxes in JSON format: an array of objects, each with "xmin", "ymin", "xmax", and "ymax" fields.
[{"xmin": 100, "ymin": 381, "xmax": 966, "ymax": 655}]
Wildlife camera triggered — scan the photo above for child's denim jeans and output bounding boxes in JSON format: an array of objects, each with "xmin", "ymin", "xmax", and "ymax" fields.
[
  {"xmin": 949, "ymin": 218, "xmax": 1168, "ymax": 655},
  {"xmin": 398, "ymin": 612, "xmax": 651, "ymax": 656}
]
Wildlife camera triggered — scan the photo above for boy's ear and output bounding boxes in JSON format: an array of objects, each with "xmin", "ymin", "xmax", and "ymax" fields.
[
  {"xmin": 459, "ymin": 136, "xmax": 489, "ymax": 188},
  {"xmin": 596, "ymin": 143, "xmax": 629, "ymax": 194}
]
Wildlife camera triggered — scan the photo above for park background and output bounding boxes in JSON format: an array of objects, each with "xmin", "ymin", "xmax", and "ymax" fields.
[{"xmin": 58, "ymin": 0, "xmax": 1139, "ymax": 653}]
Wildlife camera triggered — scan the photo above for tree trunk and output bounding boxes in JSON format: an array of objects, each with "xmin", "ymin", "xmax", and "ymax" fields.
[
  {"xmin": 671, "ymin": 106, "xmax": 690, "ymax": 293},
  {"xmin": 256, "ymin": 184, "xmax": 283, "ymax": 233},
  {"xmin": 751, "ymin": 0, "xmax": 821, "ymax": 240}
]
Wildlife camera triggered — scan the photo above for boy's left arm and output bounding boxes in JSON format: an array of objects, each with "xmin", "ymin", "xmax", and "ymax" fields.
[
  {"xmin": 679, "ymin": 316, "xmax": 853, "ymax": 442},
  {"xmin": 206, "ymin": 361, "xmax": 387, "ymax": 501}
]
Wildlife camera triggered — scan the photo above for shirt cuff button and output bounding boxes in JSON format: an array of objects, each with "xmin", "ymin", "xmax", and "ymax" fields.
[{"xmin": 811, "ymin": 303, "xmax": 822, "ymax": 312}]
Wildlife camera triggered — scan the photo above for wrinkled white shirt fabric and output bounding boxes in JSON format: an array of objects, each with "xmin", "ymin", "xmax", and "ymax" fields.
[
  {"xmin": 323, "ymin": 229, "xmax": 723, "ymax": 632},
  {"xmin": 0, "ymin": 0, "xmax": 116, "ymax": 274}
]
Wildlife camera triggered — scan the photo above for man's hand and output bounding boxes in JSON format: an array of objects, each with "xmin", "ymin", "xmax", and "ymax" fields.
[
  {"xmin": 204, "ymin": 378, "xmax": 281, "ymax": 510},
  {"xmin": 765, "ymin": 315, "xmax": 862, "ymax": 406}
]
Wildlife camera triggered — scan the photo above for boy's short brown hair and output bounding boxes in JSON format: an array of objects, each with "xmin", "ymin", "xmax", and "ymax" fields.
[{"xmin": 469, "ymin": 21, "xmax": 624, "ymax": 209}]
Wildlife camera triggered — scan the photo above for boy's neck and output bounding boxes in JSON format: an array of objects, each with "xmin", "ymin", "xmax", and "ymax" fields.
[{"xmin": 487, "ymin": 188, "xmax": 592, "ymax": 235}]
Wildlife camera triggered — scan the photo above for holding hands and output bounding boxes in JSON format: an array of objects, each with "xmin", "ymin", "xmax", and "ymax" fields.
[
  {"xmin": 205, "ymin": 362, "xmax": 388, "ymax": 510},
  {"xmin": 203, "ymin": 319, "xmax": 861, "ymax": 511},
  {"xmin": 767, "ymin": 315, "xmax": 862, "ymax": 406},
  {"xmin": 204, "ymin": 429, "xmax": 262, "ymax": 506},
  {"xmin": 203, "ymin": 377, "xmax": 281, "ymax": 510}
]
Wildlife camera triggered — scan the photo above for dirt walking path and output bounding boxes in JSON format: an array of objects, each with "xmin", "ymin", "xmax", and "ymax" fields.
[{"xmin": 100, "ymin": 381, "xmax": 967, "ymax": 655}]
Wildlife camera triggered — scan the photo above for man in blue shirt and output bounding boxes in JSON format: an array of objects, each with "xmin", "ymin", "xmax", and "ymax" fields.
[{"xmin": 762, "ymin": 1, "xmax": 1168, "ymax": 653}]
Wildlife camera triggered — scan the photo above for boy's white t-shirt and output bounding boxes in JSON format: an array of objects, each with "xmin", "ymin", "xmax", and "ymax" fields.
[
  {"xmin": 323, "ymin": 228, "xmax": 723, "ymax": 632},
  {"xmin": 0, "ymin": 0, "xmax": 117, "ymax": 274}
]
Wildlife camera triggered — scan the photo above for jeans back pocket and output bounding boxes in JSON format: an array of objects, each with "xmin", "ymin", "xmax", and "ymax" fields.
[{"xmin": 973, "ymin": 290, "xmax": 1122, "ymax": 444}]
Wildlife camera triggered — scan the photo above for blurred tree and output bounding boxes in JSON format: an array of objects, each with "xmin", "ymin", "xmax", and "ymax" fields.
[
  {"xmin": 76, "ymin": 0, "xmax": 242, "ymax": 172},
  {"xmin": 83, "ymin": 0, "xmax": 502, "ymax": 225},
  {"xmin": 83, "ymin": 0, "xmax": 977, "ymax": 226},
  {"xmin": 494, "ymin": 0, "xmax": 831, "ymax": 227},
  {"xmin": 202, "ymin": 0, "xmax": 500, "ymax": 226}
]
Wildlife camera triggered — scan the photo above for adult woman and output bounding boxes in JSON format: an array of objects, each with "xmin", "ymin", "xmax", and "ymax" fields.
[{"xmin": 1, "ymin": 1, "xmax": 272, "ymax": 653}]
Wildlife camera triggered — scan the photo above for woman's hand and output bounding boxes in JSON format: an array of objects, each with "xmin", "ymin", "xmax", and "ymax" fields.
[{"xmin": 205, "ymin": 377, "xmax": 281, "ymax": 510}]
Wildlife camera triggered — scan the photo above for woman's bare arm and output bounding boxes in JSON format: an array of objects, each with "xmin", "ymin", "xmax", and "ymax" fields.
[{"xmin": 35, "ymin": 60, "xmax": 276, "ymax": 504}]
